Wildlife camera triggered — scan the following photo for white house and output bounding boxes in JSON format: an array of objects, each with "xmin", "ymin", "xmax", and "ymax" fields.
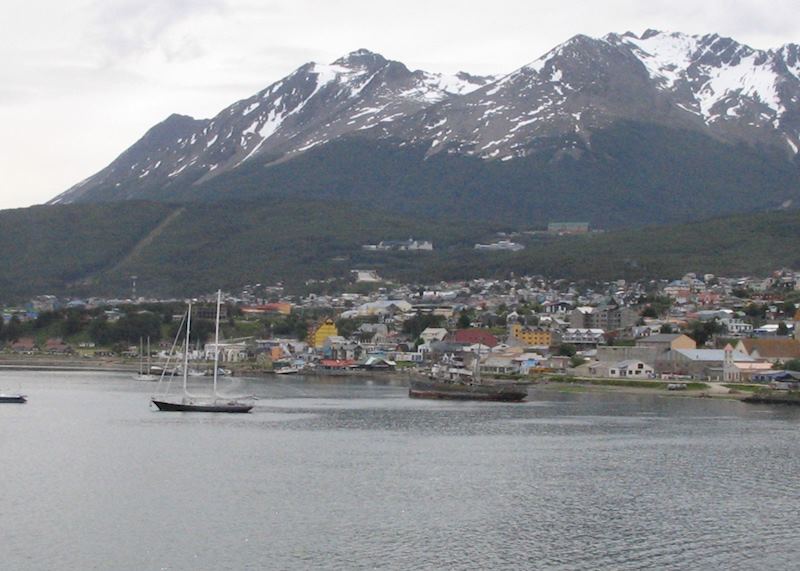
[
  {"xmin": 204, "ymin": 340, "xmax": 249, "ymax": 362},
  {"xmin": 589, "ymin": 359, "xmax": 655, "ymax": 378}
]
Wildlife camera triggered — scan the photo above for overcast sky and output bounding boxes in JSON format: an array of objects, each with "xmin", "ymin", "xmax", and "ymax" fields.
[{"xmin": 2, "ymin": 0, "xmax": 799, "ymax": 210}]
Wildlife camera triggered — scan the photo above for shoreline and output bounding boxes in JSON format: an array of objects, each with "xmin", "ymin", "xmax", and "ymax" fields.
[
  {"xmin": 0, "ymin": 356, "xmax": 137, "ymax": 373},
  {"xmin": 0, "ymin": 356, "xmax": 769, "ymax": 402}
]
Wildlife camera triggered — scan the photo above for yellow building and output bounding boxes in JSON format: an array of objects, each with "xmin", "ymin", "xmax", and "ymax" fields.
[
  {"xmin": 509, "ymin": 323, "xmax": 552, "ymax": 347},
  {"xmin": 310, "ymin": 319, "xmax": 339, "ymax": 348}
]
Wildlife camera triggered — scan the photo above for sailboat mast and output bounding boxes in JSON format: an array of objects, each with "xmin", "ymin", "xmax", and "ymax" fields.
[
  {"xmin": 474, "ymin": 343, "xmax": 482, "ymax": 383},
  {"xmin": 183, "ymin": 301, "xmax": 192, "ymax": 395},
  {"xmin": 213, "ymin": 290, "xmax": 221, "ymax": 396},
  {"xmin": 146, "ymin": 336, "xmax": 151, "ymax": 373}
]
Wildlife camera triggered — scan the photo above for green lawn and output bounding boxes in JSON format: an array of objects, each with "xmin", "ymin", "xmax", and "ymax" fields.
[{"xmin": 547, "ymin": 376, "xmax": 708, "ymax": 390}]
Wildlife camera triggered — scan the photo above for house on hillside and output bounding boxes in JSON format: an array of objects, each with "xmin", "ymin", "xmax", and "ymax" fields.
[{"xmin": 542, "ymin": 301, "xmax": 573, "ymax": 314}]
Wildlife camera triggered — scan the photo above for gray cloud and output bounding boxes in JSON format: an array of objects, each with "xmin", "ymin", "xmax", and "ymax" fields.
[{"xmin": 88, "ymin": 0, "xmax": 226, "ymax": 61}]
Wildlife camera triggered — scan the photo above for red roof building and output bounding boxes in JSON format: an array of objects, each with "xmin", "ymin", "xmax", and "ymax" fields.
[
  {"xmin": 10, "ymin": 337, "xmax": 37, "ymax": 352},
  {"xmin": 450, "ymin": 329, "xmax": 499, "ymax": 348}
]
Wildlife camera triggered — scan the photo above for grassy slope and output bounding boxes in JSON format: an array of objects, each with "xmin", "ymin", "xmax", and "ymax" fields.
[{"xmin": 0, "ymin": 202, "xmax": 175, "ymax": 300}]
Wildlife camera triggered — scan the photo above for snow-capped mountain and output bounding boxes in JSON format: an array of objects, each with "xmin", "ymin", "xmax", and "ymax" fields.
[
  {"xmin": 50, "ymin": 49, "xmax": 493, "ymax": 203},
  {"xmin": 51, "ymin": 31, "xmax": 800, "ymax": 205},
  {"xmin": 394, "ymin": 30, "xmax": 800, "ymax": 160}
]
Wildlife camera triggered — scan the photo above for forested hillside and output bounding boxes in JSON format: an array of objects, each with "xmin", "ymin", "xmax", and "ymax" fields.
[{"xmin": 2, "ymin": 201, "xmax": 799, "ymax": 302}]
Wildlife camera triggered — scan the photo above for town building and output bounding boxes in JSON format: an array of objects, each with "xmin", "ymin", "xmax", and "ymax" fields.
[
  {"xmin": 362, "ymin": 238, "xmax": 433, "ymax": 251},
  {"xmin": 474, "ymin": 240, "xmax": 525, "ymax": 252},
  {"xmin": 309, "ymin": 319, "xmax": 339, "ymax": 349},
  {"xmin": 635, "ymin": 333, "xmax": 696, "ymax": 354},
  {"xmin": 569, "ymin": 306, "xmax": 639, "ymax": 331},
  {"xmin": 657, "ymin": 347, "xmax": 768, "ymax": 380},
  {"xmin": 508, "ymin": 323, "xmax": 552, "ymax": 348},
  {"xmin": 734, "ymin": 338, "xmax": 800, "ymax": 364},
  {"xmin": 450, "ymin": 329, "xmax": 499, "ymax": 348},
  {"xmin": 561, "ymin": 328, "xmax": 606, "ymax": 348},
  {"xmin": 588, "ymin": 360, "xmax": 655, "ymax": 378},
  {"xmin": 204, "ymin": 339, "xmax": 250, "ymax": 362}
]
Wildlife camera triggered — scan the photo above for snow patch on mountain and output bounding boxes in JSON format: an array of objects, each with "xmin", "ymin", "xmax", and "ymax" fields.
[
  {"xmin": 619, "ymin": 31, "xmax": 697, "ymax": 88},
  {"xmin": 696, "ymin": 52, "xmax": 783, "ymax": 120},
  {"xmin": 51, "ymin": 35, "xmax": 800, "ymax": 205}
]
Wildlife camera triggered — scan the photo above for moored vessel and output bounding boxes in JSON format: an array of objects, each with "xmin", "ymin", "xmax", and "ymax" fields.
[
  {"xmin": 408, "ymin": 353, "xmax": 527, "ymax": 402},
  {"xmin": 408, "ymin": 377, "xmax": 527, "ymax": 401},
  {"xmin": 151, "ymin": 292, "xmax": 254, "ymax": 413}
]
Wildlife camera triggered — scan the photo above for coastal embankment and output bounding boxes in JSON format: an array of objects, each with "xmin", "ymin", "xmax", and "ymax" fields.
[{"xmin": 0, "ymin": 355, "xmax": 137, "ymax": 373}]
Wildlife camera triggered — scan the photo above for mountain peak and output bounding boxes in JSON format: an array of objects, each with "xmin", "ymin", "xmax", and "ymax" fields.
[
  {"xmin": 50, "ymin": 30, "xmax": 800, "ymax": 207},
  {"xmin": 333, "ymin": 49, "xmax": 388, "ymax": 68},
  {"xmin": 641, "ymin": 28, "xmax": 663, "ymax": 40}
]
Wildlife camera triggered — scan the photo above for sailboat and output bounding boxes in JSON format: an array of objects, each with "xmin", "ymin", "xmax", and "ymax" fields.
[
  {"xmin": 151, "ymin": 292, "xmax": 254, "ymax": 413},
  {"xmin": 133, "ymin": 337, "xmax": 158, "ymax": 381}
]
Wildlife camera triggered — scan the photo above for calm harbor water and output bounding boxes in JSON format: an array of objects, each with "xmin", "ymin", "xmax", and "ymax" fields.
[{"xmin": 2, "ymin": 371, "xmax": 800, "ymax": 570}]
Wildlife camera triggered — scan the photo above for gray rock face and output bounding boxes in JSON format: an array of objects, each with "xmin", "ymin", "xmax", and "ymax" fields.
[{"xmin": 50, "ymin": 31, "xmax": 800, "ymax": 204}]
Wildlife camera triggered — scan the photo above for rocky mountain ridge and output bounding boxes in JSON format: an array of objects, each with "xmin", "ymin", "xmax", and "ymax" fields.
[{"xmin": 50, "ymin": 30, "xmax": 800, "ymax": 205}]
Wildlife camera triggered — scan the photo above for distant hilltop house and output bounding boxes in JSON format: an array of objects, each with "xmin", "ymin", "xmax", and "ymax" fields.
[
  {"xmin": 474, "ymin": 240, "xmax": 524, "ymax": 252},
  {"xmin": 362, "ymin": 238, "xmax": 433, "ymax": 251},
  {"xmin": 340, "ymin": 300, "xmax": 414, "ymax": 319},
  {"xmin": 351, "ymin": 269, "xmax": 382, "ymax": 283},
  {"xmin": 547, "ymin": 222, "xmax": 590, "ymax": 235},
  {"xmin": 240, "ymin": 302, "xmax": 293, "ymax": 316}
]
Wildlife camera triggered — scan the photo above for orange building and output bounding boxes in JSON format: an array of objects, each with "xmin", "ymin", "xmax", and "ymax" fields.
[{"xmin": 509, "ymin": 323, "xmax": 552, "ymax": 347}]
